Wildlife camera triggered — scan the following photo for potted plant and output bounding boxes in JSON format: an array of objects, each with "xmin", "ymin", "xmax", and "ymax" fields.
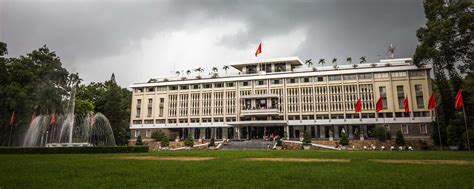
[
  {"xmin": 339, "ymin": 133, "xmax": 349, "ymax": 150},
  {"xmin": 184, "ymin": 134, "xmax": 194, "ymax": 150},
  {"xmin": 208, "ymin": 138, "xmax": 216, "ymax": 150},
  {"xmin": 302, "ymin": 131, "xmax": 312, "ymax": 150},
  {"xmin": 447, "ymin": 125, "xmax": 460, "ymax": 150},
  {"xmin": 275, "ymin": 137, "xmax": 283, "ymax": 150},
  {"xmin": 328, "ymin": 129, "xmax": 334, "ymax": 141},
  {"xmin": 160, "ymin": 135, "xmax": 169, "ymax": 150}
]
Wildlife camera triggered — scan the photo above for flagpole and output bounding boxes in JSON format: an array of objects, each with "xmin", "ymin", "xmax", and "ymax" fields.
[
  {"xmin": 7, "ymin": 123, "xmax": 13, "ymax": 147},
  {"xmin": 462, "ymin": 105, "xmax": 471, "ymax": 151},
  {"xmin": 434, "ymin": 108, "xmax": 443, "ymax": 150}
]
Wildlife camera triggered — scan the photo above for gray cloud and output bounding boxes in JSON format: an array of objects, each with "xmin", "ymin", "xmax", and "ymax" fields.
[{"xmin": 0, "ymin": 0, "xmax": 425, "ymax": 86}]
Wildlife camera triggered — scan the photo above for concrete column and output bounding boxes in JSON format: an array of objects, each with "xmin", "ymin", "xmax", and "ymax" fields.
[
  {"xmin": 284, "ymin": 126, "xmax": 289, "ymax": 140},
  {"xmin": 223, "ymin": 128, "xmax": 228, "ymax": 140},
  {"xmin": 200, "ymin": 128, "xmax": 205, "ymax": 139},
  {"xmin": 362, "ymin": 125, "xmax": 367, "ymax": 138},
  {"xmin": 334, "ymin": 125, "xmax": 339, "ymax": 139},
  {"xmin": 319, "ymin": 126, "xmax": 326, "ymax": 139},
  {"xmin": 236, "ymin": 127, "xmax": 241, "ymax": 140},
  {"xmin": 348, "ymin": 125, "xmax": 354, "ymax": 139},
  {"xmin": 190, "ymin": 128, "xmax": 195, "ymax": 139}
]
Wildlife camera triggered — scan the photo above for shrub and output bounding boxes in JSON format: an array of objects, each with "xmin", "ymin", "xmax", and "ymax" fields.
[
  {"xmin": 276, "ymin": 137, "xmax": 283, "ymax": 146},
  {"xmin": 447, "ymin": 125, "xmax": 461, "ymax": 146},
  {"xmin": 339, "ymin": 133, "xmax": 349, "ymax": 146},
  {"xmin": 462, "ymin": 129, "xmax": 474, "ymax": 147},
  {"xmin": 160, "ymin": 135, "xmax": 169, "ymax": 147},
  {"xmin": 135, "ymin": 135, "xmax": 143, "ymax": 146},
  {"xmin": 208, "ymin": 138, "xmax": 215, "ymax": 147},
  {"xmin": 184, "ymin": 134, "xmax": 194, "ymax": 147},
  {"xmin": 151, "ymin": 130, "xmax": 165, "ymax": 141},
  {"xmin": 374, "ymin": 126, "xmax": 388, "ymax": 141},
  {"xmin": 396, "ymin": 130, "xmax": 405, "ymax": 146},
  {"xmin": 0, "ymin": 146, "xmax": 148, "ymax": 154},
  {"xmin": 302, "ymin": 131, "xmax": 311, "ymax": 146}
]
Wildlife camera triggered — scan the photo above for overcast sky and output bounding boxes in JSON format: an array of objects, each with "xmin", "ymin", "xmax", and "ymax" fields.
[{"xmin": 0, "ymin": 0, "xmax": 426, "ymax": 87}]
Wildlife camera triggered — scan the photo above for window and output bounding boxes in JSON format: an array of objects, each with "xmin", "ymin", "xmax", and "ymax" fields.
[
  {"xmin": 256, "ymin": 80, "xmax": 266, "ymax": 85},
  {"xmin": 169, "ymin": 86, "xmax": 178, "ymax": 90},
  {"xmin": 343, "ymin": 74, "xmax": 356, "ymax": 80},
  {"xmin": 415, "ymin": 84, "xmax": 424, "ymax": 108},
  {"xmin": 192, "ymin": 84, "xmax": 200, "ymax": 89},
  {"xmin": 374, "ymin": 73, "xmax": 389, "ymax": 79},
  {"xmin": 134, "ymin": 130, "xmax": 140, "ymax": 137},
  {"xmin": 180, "ymin": 85, "xmax": 188, "ymax": 90},
  {"xmin": 160, "ymin": 98, "xmax": 164, "ymax": 103},
  {"xmin": 135, "ymin": 88, "xmax": 143, "ymax": 93},
  {"xmin": 420, "ymin": 124, "xmax": 427, "ymax": 134},
  {"xmin": 328, "ymin": 75, "xmax": 341, "ymax": 81},
  {"xmin": 132, "ymin": 120, "xmax": 142, "ymax": 124},
  {"xmin": 300, "ymin": 77, "xmax": 312, "ymax": 83},
  {"xmin": 226, "ymin": 82, "xmax": 235, "ymax": 87},
  {"xmin": 203, "ymin": 83, "xmax": 212, "ymax": 88},
  {"xmin": 379, "ymin": 86, "xmax": 387, "ymax": 109},
  {"xmin": 146, "ymin": 130, "xmax": 151, "ymax": 137},
  {"xmin": 136, "ymin": 99, "xmax": 142, "ymax": 118},
  {"xmin": 156, "ymin": 119, "xmax": 165, "ymax": 124},
  {"xmin": 275, "ymin": 63, "xmax": 286, "ymax": 72},
  {"xmin": 391, "ymin": 71, "xmax": 407, "ymax": 78},
  {"xmin": 287, "ymin": 78, "xmax": 298, "ymax": 83},
  {"xmin": 271, "ymin": 79, "xmax": 282, "ymax": 85},
  {"xmin": 358, "ymin": 73, "xmax": 372, "ymax": 80},
  {"xmin": 397, "ymin": 86, "xmax": 405, "ymax": 109},
  {"xmin": 147, "ymin": 87, "xmax": 155, "ymax": 92},
  {"xmin": 214, "ymin": 83, "xmax": 223, "ymax": 88},
  {"xmin": 402, "ymin": 124, "xmax": 409, "ymax": 134},
  {"xmin": 147, "ymin": 98, "xmax": 153, "ymax": 117},
  {"xmin": 246, "ymin": 65, "xmax": 257, "ymax": 74},
  {"xmin": 240, "ymin": 81, "xmax": 250, "ymax": 87},
  {"xmin": 316, "ymin": 76, "xmax": 325, "ymax": 82},
  {"xmin": 409, "ymin": 70, "xmax": 425, "ymax": 77},
  {"xmin": 144, "ymin": 119, "xmax": 153, "ymax": 124}
]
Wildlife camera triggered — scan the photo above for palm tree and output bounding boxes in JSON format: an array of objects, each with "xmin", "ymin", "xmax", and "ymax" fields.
[
  {"xmin": 318, "ymin": 59, "xmax": 325, "ymax": 67},
  {"xmin": 346, "ymin": 57, "xmax": 352, "ymax": 65},
  {"xmin": 212, "ymin": 67, "xmax": 218, "ymax": 73},
  {"xmin": 332, "ymin": 58, "xmax": 337, "ymax": 66},
  {"xmin": 360, "ymin": 56, "xmax": 367, "ymax": 64},
  {"xmin": 175, "ymin": 71, "xmax": 180, "ymax": 77},
  {"xmin": 194, "ymin": 67, "xmax": 204, "ymax": 76},
  {"xmin": 304, "ymin": 59, "xmax": 313, "ymax": 68},
  {"xmin": 186, "ymin": 70, "xmax": 191, "ymax": 76},
  {"xmin": 222, "ymin": 65, "xmax": 229, "ymax": 75}
]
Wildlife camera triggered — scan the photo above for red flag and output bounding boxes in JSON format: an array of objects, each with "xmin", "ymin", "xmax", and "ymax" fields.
[
  {"xmin": 375, "ymin": 96, "xmax": 383, "ymax": 112},
  {"xmin": 50, "ymin": 113, "xmax": 55, "ymax": 126},
  {"xmin": 403, "ymin": 96, "xmax": 410, "ymax": 113},
  {"xmin": 9, "ymin": 111, "xmax": 15, "ymax": 126},
  {"xmin": 355, "ymin": 98, "xmax": 362, "ymax": 112},
  {"xmin": 90, "ymin": 112, "xmax": 95, "ymax": 128},
  {"xmin": 427, "ymin": 93, "xmax": 436, "ymax": 110},
  {"xmin": 255, "ymin": 43, "xmax": 262, "ymax": 57},
  {"xmin": 455, "ymin": 89, "xmax": 463, "ymax": 110}
]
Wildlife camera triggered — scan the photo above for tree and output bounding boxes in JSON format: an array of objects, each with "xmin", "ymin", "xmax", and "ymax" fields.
[
  {"xmin": 413, "ymin": 0, "xmax": 473, "ymax": 131},
  {"xmin": 302, "ymin": 131, "xmax": 311, "ymax": 146},
  {"xmin": 359, "ymin": 56, "xmax": 367, "ymax": 64},
  {"xmin": 395, "ymin": 130, "xmax": 405, "ymax": 146},
  {"xmin": 184, "ymin": 134, "xmax": 194, "ymax": 147},
  {"xmin": 186, "ymin": 70, "xmax": 191, "ymax": 77},
  {"xmin": 208, "ymin": 138, "xmax": 215, "ymax": 147},
  {"xmin": 222, "ymin": 65, "xmax": 229, "ymax": 75},
  {"xmin": 318, "ymin": 59, "xmax": 325, "ymax": 67},
  {"xmin": 160, "ymin": 135, "xmax": 169, "ymax": 147},
  {"xmin": 304, "ymin": 59, "xmax": 313, "ymax": 68},
  {"xmin": 339, "ymin": 133, "xmax": 349, "ymax": 146},
  {"xmin": 135, "ymin": 135, "xmax": 143, "ymax": 146},
  {"xmin": 212, "ymin": 67, "xmax": 218, "ymax": 73},
  {"xmin": 151, "ymin": 130, "xmax": 165, "ymax": 141},
  {"xmin": 332, "ymin": 58, "xmax": 337, "ymax": 66},
  {"xmin": 447, "ymin": 124, "xmax": 461, "ymax": 147},
  {"xmin": 74, "ymin": 99, "xmax": 95, "ymax": 115},
  {"xmin": 346, "ymin": 57, "xmax": 352, "ymax": 65},
  {"xmin": 175, "ymin": 71, "xmax": 180, "ymax": 77},
  {"xmin": 194, "ymin": 67, "xmax": 204, "ymax": 76},
  {"xmin": 373, "ymin": 126, "xmax": 388, "ymax": 142}
]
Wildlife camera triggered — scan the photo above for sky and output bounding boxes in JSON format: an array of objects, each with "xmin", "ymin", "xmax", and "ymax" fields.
[{"xmin": 0, "ymin": 0, "xmax": 426, "ymax": 87}]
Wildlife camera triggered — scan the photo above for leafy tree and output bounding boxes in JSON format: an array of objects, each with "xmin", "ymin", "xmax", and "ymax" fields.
[
  {"xmin": 74, "ymin": 99, "xmax": 95, "ymax": 115},
  {"xmin": 373, "ymin": 126, "xmax": 388, "ymax": 142},
  {"xmin": 339, "ymin": 133, "xmax": 349, "ymax": 146},
  {"xmin": 395, "ymin": 130, "xmax": 405, "ymax": 146},
  {"xmin": 302, "ymin": 131, "xmax": 311, "ymax": 145},
  {"xmin": 447, "ymin": 124, "xmax": 461, "ymax": 147},
  {"xmin": 160, "ymin": 135, "xmax": 169, "ymax": 147},
  {"xmin": 151, "ymin": 130, "xmax": 165, "ymax": 141},
  {"xmin": 184, "ymin": 134, "xmax": 194, "ymax": 147}
]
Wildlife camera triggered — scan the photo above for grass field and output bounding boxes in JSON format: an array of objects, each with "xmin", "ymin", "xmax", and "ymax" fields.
[{"xmin": 0, "ymin": 150, "xmax": 473, "ymax": 188}]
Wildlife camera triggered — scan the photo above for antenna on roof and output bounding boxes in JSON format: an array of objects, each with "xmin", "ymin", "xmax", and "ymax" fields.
[{"xmin": 386, "ymin": 44, "xmax": 396, "ymax": 59}]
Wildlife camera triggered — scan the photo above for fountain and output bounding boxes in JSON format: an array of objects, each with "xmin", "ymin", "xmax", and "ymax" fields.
[{"xmin": 22, "ymin": 75, "xmax": 116, "ymax": 147}]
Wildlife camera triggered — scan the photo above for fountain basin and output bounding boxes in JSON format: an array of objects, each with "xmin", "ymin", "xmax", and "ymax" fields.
[{"xmin": 46, "ymin": 143, "xmax": 93, "ymax": 147}]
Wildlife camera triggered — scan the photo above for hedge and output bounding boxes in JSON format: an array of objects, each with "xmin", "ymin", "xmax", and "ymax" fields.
[{"xmin": 0, "ymin": 146, "xmax": 149, "ymax": 154}]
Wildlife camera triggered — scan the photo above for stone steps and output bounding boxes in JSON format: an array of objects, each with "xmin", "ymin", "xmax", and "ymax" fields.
[{"xmin": 221, "ymin": 140, "xmax": 276, "ymax": 150}]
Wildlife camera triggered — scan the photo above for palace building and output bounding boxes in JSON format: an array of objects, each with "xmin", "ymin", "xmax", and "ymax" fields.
[{"xmin": 129, "ymin": 57, "xmax": 433, "ymax": 142}]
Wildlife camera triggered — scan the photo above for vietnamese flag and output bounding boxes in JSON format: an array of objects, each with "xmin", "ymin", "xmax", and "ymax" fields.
[
  {"xmin": 427, "ymin": 93, "xmax": 436, "ymax": 110},
  {"xmin": 355, "ymin": 98, "xmax": 362, "ymax": 112},
  {"xmin": 255, "ymin": 43, "xmax": 262, "ymax": 57},
  {"xmin": 455, "ymin": 89, "xmax": 463, "ymax": 110},
  {"xmin": 403, "ymin": 96, "xmax": 410, "ymax": 113},
  {"xmin": 375, "ymin": 96, "xmax": 383, "ymax": 112},
  {"xmin": 9, "ymin": 111, "xmax": 15, "ymax": 126},
  {"xmin": 50, "ymin": 113, "xmax": 55, "ymax": 126}
]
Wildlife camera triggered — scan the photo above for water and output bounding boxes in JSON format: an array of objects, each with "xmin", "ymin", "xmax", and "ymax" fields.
[{"xmin": 22, "ymin": 112, "xmax": 116, "ymax": 146}]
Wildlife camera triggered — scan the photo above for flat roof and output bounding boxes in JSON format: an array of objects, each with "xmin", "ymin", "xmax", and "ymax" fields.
[{"xmin": 230, "ymin": 57, "xmax": 303, "ymax": 71}]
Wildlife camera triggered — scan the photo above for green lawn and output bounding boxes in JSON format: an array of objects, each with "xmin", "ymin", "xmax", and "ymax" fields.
[{"xmin": 0, "ymin": 150, "xmax": 473, "ymax": 188}]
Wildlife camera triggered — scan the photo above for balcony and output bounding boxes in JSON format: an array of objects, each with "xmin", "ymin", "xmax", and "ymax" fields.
[{"xmin": 241, "ymin": 108, "xmax": 279, "ymax": 116}]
